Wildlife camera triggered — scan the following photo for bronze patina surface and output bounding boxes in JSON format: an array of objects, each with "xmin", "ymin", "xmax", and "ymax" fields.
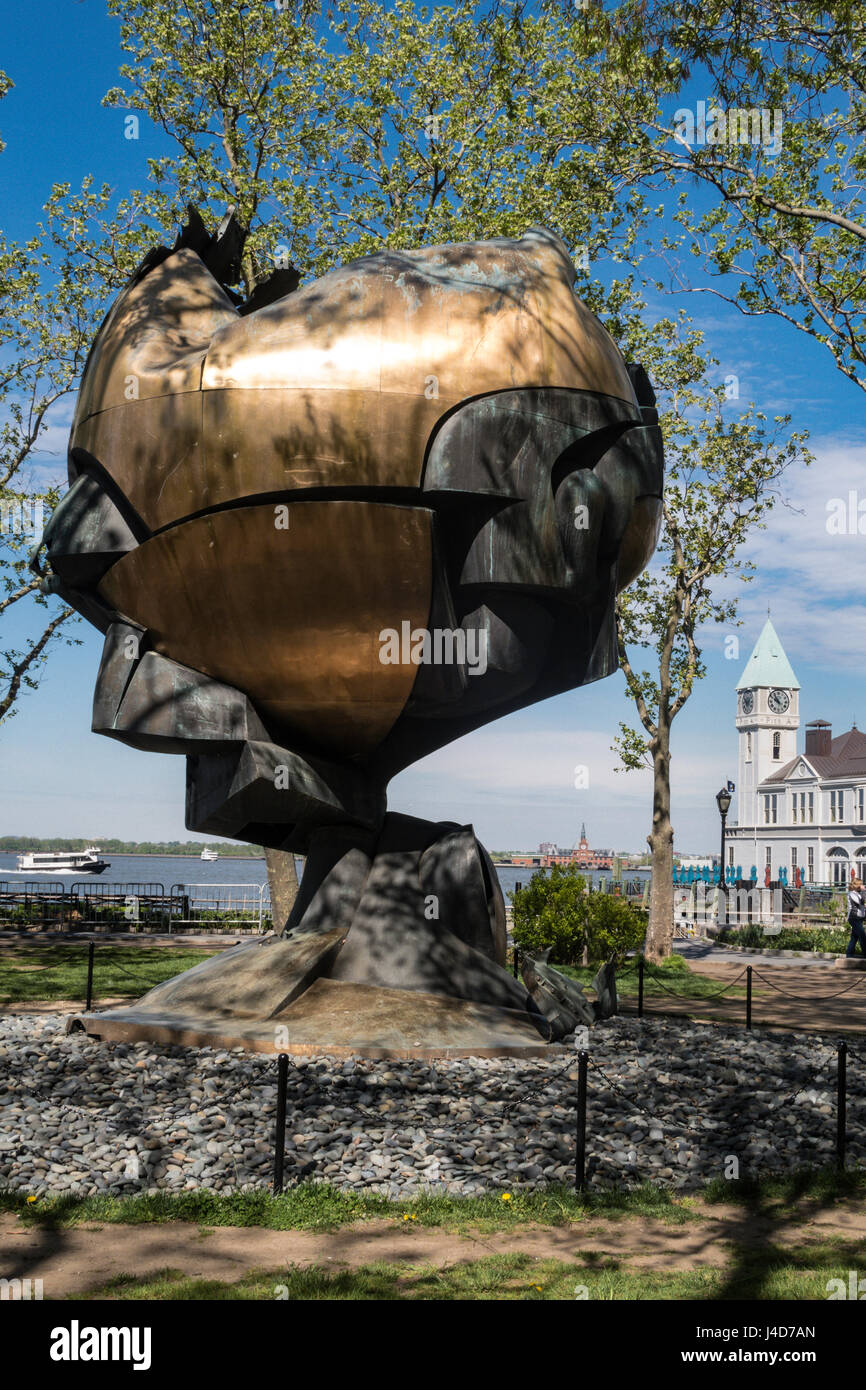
[
  {"xmin": 70, "ymin": 231, "xmax": 638, "ymax": 530},
  {"xmin": 98, "ymin": 501, "xmax": 434, "ymax": 755},
  {"xmin": 41, "ymin": 208, "xmax": 664, "ymax": 1055}
]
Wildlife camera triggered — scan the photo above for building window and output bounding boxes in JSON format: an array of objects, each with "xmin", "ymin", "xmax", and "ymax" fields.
[
  {"xmin": 808, "ymin": 846, "xmax": 814, "ymax": 878},
  {"xmin": 763, "ymin": 794, "xmax": 778, "ymax": 825},
  {"xmin": 828, "ymin": 849, "xmax": 850, "ymax": 885},
  {"xmin": 746, "ymin": 733, "xmax": 752, "ymax": 762},
  {"xmin": 792, "ymin": 795, "xmax": 798, "ymax": 825},
  {"xmin": 765, "ymin": 846, "xmax": 772, "ymax": 869},
  {"xmin": 791, "ymin": 847, "xmax": 798, "ymax": 873},
  {"xmin": 808, "ymin": 792, "xmax": 814, "ymax": 824},
  {"xmin": 728, "ymin": 846, "xmax": 734, "ymax": 866},
  {"xmin": 831, "ymin": 789, "xmax": 844, "ymax": 823},
  {"xmin": 763, "ymin": 795, "xmax": 769, "ymax": 825},
  {"xmin": 859, "ymin": 789, "xmax": 865, "ymax": 823},
  {"xmin": 773, "ymin": 732, "xmax": 781, "ymax": 760}
]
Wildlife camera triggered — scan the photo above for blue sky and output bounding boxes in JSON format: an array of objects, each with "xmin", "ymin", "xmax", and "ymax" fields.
[{"xmin": 1, "ymin": 2, "xmax": 863, "ymax": 853}]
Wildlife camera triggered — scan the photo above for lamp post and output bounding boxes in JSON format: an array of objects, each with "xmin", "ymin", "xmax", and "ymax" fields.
[{"xmin": 716, "ymin": 784, "xmax": 733, "ymax": 926}]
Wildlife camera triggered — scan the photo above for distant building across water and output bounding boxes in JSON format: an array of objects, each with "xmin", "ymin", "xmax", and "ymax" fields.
[{"xmin": 502, "ymin": 824, "xmax": 614, "ymax": 870}]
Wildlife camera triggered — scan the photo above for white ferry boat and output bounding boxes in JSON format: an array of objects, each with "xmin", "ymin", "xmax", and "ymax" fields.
[
  {"xmin": 14, "ymin": 846, "xmax": 109, "ymax": 875},
  {"xmin": 200, "ymin": 848, "xmax": 219, "ymax": 862}
]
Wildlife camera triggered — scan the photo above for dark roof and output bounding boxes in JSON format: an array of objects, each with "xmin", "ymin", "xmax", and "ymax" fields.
[{"xmin": 763, "ymin": 726, "xmax": 866, "ymax": 784}]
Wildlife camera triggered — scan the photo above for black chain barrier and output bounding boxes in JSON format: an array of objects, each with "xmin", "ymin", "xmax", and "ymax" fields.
[
  {"xmin": 63, "ymin": 941, "xmax": 866, "ymax": 1193},
  {"xmin": 751, "ymin": 966, "xmax": 866, "ymax": 1003},
  {"xmin": 641, "ymin": 962, "xmax": 749, "ymax": 1000}
]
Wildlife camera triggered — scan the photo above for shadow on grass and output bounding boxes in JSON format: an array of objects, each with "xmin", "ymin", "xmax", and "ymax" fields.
[
  {"xmin": 0, "ymin": 1179, "xmax": 685, "ymax": 1236},
  {"xmin": 702, "ymin": 1165, "xmax": 866, "ymax": 1300},
  {"xmin": 70, "ymin": 1244, "xmax": 864, "ymax": 1301}
]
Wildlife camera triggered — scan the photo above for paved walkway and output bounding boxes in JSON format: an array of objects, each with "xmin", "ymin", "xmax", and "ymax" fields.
[
  {"xmin": 630, "ymin": 950, "xmax": 866, "ymax": 1036},
  {"xmin": 676, "ymin": 939, "xmax": 842, "ymax": 969}
]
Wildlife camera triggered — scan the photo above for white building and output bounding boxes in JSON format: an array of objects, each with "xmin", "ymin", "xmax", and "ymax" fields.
[{"xmin": 727, "ymin": 618, "xmax": 866, "ymax": 885}]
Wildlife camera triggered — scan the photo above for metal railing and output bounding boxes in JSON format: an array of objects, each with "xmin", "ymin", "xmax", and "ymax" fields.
[
  {"xmin": 168, "ymin": 882, "xmax": 270, "ymax": 933},
  {"xmin": 0, "ymin": 880, "xmax": 271, "ymax": 933}
]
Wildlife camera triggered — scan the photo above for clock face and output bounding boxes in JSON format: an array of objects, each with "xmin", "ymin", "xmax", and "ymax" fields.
[
  {"xmin": 769, "ymin": 688, "xmax": 790, "ymax": 714},
  {"xmin": 740, "ymin": 690, "xmax": 754, "ymax": 715}
]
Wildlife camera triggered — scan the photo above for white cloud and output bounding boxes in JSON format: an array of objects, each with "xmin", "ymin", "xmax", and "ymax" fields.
[
  {"xmin": 391, "ymin": 718, "xmax": 732, "ymax": 808},
  {"xmin": 692, "ymin": 440, "xmax": 866, "ymax": 669}
]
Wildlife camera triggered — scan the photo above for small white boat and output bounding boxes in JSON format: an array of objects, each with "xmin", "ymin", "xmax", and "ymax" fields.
[
  {"xmin": 200, "ymin": 848, "xmax": 219, "ymax": 862},
  {"xmin": 14, "ymin": 846, "xmax": 109, "ymax": 875}
]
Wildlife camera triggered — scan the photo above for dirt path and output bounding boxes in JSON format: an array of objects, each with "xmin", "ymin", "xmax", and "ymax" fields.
[{"xmin": 4, "ymin": 1198, "xmax": 866, "ymax": 1296}]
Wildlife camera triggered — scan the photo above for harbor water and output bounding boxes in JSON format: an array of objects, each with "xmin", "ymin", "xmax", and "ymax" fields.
[{"xmin": 0, "ymin": 853, "xmax": 650, "ymax": 902}]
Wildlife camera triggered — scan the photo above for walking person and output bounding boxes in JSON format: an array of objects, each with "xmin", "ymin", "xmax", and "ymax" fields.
[{"xmin": 846, "ymin": 877, "xmax": 866, "ymax": 958}]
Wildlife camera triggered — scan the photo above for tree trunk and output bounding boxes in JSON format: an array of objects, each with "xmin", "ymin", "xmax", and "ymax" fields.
[
  {"xmin": 645, "ymin": 730, "xmax": 674, "ymax": 962},
  {"xmin": 264, "ymin": 847, "xmax": 299, "ymax": 935}
]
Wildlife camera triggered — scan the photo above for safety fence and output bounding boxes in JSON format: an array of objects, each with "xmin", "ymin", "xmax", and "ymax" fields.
[
  {"xmin": 627, "ymin": 956, "xmax": 866, "ymax": 1031},
  {"xmin": 268, "ymin": 1034, "xmax": 862, "ymax": 1196},
  {"xmin": 10, "ymin": 938, "xmax": 865, "ymax": 1196},
  {"xmin": 504, "ymin": 946, "xmax": 866, "ymax": 1044},
  {"xmin": 0, "ymin": 880, "xmax": 270, "ymax": 933}
]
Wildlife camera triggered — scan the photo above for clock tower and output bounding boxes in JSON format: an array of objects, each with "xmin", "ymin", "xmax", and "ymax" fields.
[{"xmin": 734, "ymin": 619, "xmax": 800, "ymax": 829}]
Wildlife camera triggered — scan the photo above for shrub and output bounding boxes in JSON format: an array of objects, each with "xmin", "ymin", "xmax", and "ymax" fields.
[
  {"xmin": 719, "ymin": 923, "xmax": 765, "ymax": 949},
  {"xmin": 719, "ymin": 925, "xmax": 850, "ymax": 953},
  {"xmin": 511, "ymin": 868, "xmax": 647, "ymax": 967},
  {"xmin": 510, "ymin": 864, "xmax": 588, "ymax": 965},
  {"xmin": 585, "ymin": 893, "xmax": 647, "ymax": 965}
]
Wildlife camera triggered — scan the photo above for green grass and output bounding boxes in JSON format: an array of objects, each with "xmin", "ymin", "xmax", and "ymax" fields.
[
  {"xmin": 6, "ymin": 1166, "xmax": 863, "ymax": 1236},
  {"xmin": 7, "ymin": 1163, "xmax": 862, "ymax": 1237},
  {"xmin": 10, "ymin": 1166, "xmax": 865, "ymax": 1300},
  {"xmin": 0, "ymin": 942, "xmax": 216, "ymax": 1003},
  {"xmin": 69, "ymin": 1245, "xmax": 862, "ymax": 1300},
  {"xmin": 556, "ymin": 954, "xmax": 749, "ymax": 1000},
  {"xmin": 703, "ymin": 1164, "xmax": 866, "ymax": 1208},
  {"xmin": 0, "ymin": 1180, "xmax": 690, "ymax": 1233}
]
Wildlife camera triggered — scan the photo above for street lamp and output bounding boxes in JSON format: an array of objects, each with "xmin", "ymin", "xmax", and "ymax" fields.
[{"xmin": 716, "ymin": 784, "xmax": 733, "ymax": 926}]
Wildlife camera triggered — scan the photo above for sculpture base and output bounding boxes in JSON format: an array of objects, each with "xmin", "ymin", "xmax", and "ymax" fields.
[
  {"xmin": 66, "ymin": 978, "xmax": 554, "ymax": 1059},
  {"xmin": 64, "ymin": 816, "xmax": 566, "ymax": 1056}
]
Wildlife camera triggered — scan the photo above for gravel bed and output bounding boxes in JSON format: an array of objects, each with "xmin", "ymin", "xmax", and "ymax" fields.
[{"xmin": 0, "ymin": 1013, "xmax": 863, "ymax": 1198}]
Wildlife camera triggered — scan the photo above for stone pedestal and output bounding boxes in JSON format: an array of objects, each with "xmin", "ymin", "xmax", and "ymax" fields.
[{"xmin": 67, "ymin": 815, "xmax": 553, "ymax": 1057}]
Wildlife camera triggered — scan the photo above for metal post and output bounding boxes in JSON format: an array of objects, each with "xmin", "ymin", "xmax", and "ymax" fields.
[
  {"xmin": 575, "ymin": 1050, "xmax": 588, "ymax": 1192},
  {"xmin": 746, "ymin": 965, "xmax": 752, "ymax": 1030},
  {"xmin": 273, "ymin": 1053, "xmax": 289, "ymax": 1194},
  {"xmin": 85, "ymin": 940, "xmax": 95, "ymax": 1012},
  {"xmin": 512, "ymin": 881, "xmax": 521, "ymax": 978},
  {"xmin": 837, "ymin": 1041, "xmax": 847, "ymax": 1170},
  {"xmin": 720, "ymin": 808, "xmax": 727, "ymax": 925},
  {"xmin": 638, "ymin": 956, "xmax": 644, "ymax": 1018}
]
